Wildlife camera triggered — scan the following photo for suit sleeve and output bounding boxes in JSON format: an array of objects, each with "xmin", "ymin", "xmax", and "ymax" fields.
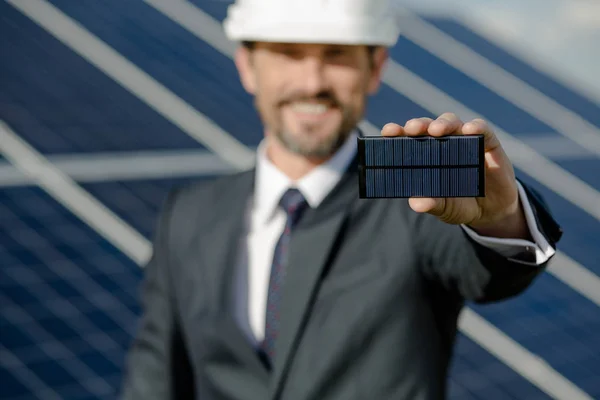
[
  {"xmin": 460, "ymin": 180, "xmax": 556, "ymax": 265},
  {"xmin": 415, "ymin": 180, "xmax": 562, "ymax": 303},
  {"xmin": 120, "ymin": 189, "xmax": 195, "ymax": 400}
]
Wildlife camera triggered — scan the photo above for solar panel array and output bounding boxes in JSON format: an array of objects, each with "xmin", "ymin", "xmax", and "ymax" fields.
[{"xmin": 1, "ymin": 1, "xmax": 599, "ymax": 399}]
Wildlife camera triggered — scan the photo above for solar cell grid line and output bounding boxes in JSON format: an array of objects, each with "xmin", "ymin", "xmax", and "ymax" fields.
[
  {"xmin": 383, "ymin": 169, "xmax": 389, "ymax": 197},
  {"xmin": 1, "ymin": 247, "xmax": 138, "ymax": 296},
  {"xmin": 0, "ymin": 201, "xmax": 141, "ymax": 340},
  {"xmin": 401, "ymin": 169, "xmax": 407, "ymax": 197},
  {"xmin": 455, "ymin": 169, "xmax": 460, "ymax": 197},
  {"xmin": 444, "ymin": 168, "xmax": 450, "ymax": 197},
  {"xmin": 468, "ymin": 168, "xmax": 474, "ymax": 198},
  {"xmin": 385, "ymin": 138, "xmax": 393, "ymax": 166},
  {"xmin": 462, "ymin": 168, "xmax": 466, "ymax": 197},
  {"xmin": 375, "ymin": 169, "xmax": 382, "ymax": 197},
  {"xmin": 370, "ymin": 169, "xmax": 377, "ymax": 196},
  {"xmin": 396, "ymin": 13, "xmax": 600, "ymax": 156},
  {"xmin": 2, "ymin": 326, "xmax": 125, "ymax": 367},
  {"xmin": 454, "ymin": 168, "xmax": 466, "ymax": 195},
  {"xmin": 2, "ymin": 268, "xmax": 127, "ymax": 368},
  {"xmin": 0, "ymin": 344, "xmax": 63, "ymax": 400},
  {"xmin": 19, "ymin": 374, "xmax": 124, "ymax": 400},
  {"xmin": 1, "ymin": 295, "xmax": 114, "ymax": 398},
  {"xmin": 422, "ymin": 169, "xmax": 428, "ymax": 197},
  {"xmin": 0, "ymin": 187, "xmax": 143, "ymax": 291},
  {"xmin": 441, "ymin": 140, "xmax": 447, "ymax": 166},
  {"xmin": 462, "ymin": 168, "xmax": 466, "ymax": 198},
  {"xmin": 450, "ymin": 168, "xmax": 455, "ymax": 197},
  {"xmin": 385, "ymin": 165, "xmax": 393, "ymax": 197},
  {"xmin": 7, "ymin": 374, "xmax": 123, "ymax": 400}
]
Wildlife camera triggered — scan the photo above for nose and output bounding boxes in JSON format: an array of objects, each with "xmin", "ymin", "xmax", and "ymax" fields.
[{"xmin": 297, "ymin": 56, "xmax": 328, "ymax": 96}]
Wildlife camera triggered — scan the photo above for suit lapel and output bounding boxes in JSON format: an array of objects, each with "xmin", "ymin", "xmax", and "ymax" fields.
[
  {"xmin": 271, "ymin": 155, "xmax": 360, "ymax": 396},
  {"xmin": 195, "ymin": 170, "xmax": 255, "ymax": 316}
]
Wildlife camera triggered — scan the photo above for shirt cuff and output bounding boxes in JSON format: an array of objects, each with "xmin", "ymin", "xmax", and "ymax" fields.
[{"xmin": 461, "ymin": 181, "xmax": 556, "ymax": 266}]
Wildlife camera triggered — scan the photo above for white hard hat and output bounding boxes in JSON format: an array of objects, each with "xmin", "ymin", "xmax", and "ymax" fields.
[{"xmin": 223, "ymin": 0, "xmax": 401, "ymax": 47}]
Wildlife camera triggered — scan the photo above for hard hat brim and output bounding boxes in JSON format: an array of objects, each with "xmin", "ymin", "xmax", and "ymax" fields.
[{"xmin": 223, "ymin": 18, "xmax": 400, "ymax": 47}]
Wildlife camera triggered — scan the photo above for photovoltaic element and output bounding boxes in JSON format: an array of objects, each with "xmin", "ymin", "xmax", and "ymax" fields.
[{"xmin": 357, "ymin": 135, "xmax": 485, "ymax": 198}]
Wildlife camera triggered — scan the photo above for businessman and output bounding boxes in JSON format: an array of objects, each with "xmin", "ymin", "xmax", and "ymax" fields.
[{"xmin": 121, "ymin": 0, "xmax": 562, "ymax": 399}]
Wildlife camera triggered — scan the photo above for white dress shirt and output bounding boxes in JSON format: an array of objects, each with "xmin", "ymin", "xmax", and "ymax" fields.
[{"xmin": 243, "ymin": 131, "xmax": 555, "ymax": 342}]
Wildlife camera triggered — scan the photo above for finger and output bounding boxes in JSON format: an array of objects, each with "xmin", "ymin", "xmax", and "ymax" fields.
[
  {"xmin": 408, "ymin": 197, "xmax": 445, "ymax": 215},
  {"xmin": 381, "ymin": 123, "xmax": 405, "ymax": 137},
  {"xmin": 462, "ymin": 118, "xmax": 501, "ymax": 151},
  {"xmin": 404, "ymin": 117, "xmax": 434, "ymax": 136},
  {"xmin": 428, "ymin": 113, "xmax": 463, "ymax": 137}
]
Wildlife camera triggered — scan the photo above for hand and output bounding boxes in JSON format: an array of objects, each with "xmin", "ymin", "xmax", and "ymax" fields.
[{"xmin": 382, "ymin": 113, "xmax": 529, "ymax": 239}]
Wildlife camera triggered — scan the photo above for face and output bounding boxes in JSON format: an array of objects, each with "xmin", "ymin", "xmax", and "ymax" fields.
[{"xmin": 235, "ymin": 42, "xmax": 388, "ymax": 159}]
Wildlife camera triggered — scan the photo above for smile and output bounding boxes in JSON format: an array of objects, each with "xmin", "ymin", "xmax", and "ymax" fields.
[{"xmin": 289, "ymin": 102, "xmax": 332, "ymax": 116}]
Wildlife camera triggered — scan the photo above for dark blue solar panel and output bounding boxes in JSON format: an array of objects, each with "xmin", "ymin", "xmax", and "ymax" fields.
[
  {"xmin": 0, "ymin": 2, "xmax": 206, "ymax": 154},
  {"xmin": 0, "ymin": 187, "xmax": 142, "ymax": 399},
  {"xmin": 450, "ymin": 334, "xmax": 552, "ymax": 400},
  {"xmin": 512, "ymin": 170, "xmax": 600, "ymax": 275},
  {"xmin": 47, "ymin": 0, "xmax": 264, "ymax": 148},
  {"xmin": 424, "ymin": 18, "xmax": 600, "ymax": 129},
  {"xmin": 81, "ymin": 177, "xmax": 217, "ymax": 238},
  {"xmin": 471, "ymin": 272, "xmax": 600, "ymax": 397}
]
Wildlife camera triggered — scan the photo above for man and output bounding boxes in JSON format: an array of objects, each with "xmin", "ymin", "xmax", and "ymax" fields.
[{"xmin": 121, "ymin": 0, "xmax": 562, "ymax": 399}]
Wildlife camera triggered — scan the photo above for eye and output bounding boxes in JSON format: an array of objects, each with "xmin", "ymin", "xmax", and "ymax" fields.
[
  {"xmin": 325, "ymin": 47, "xmax": 347, "ymax": 58},
  {"xmin": 282, "ymin": 48, "xmax": 300, "ymax": 56},
  {"xmin": 274, "ymin": 46, "xmax": 302, "ymax": 59}
]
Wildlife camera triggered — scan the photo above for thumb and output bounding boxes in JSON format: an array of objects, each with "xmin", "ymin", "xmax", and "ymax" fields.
[{"xmin": 408, "ymin": 197, "xmax": 446, "ymax": 216}]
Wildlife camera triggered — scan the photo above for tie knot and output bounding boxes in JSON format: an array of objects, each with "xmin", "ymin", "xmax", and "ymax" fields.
[{"xmin": 279, "ymin": 188, "xmax": 308, "ymax": 217}]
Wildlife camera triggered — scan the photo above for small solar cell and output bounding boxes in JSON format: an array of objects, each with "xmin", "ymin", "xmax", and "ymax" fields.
[{"xmin": 358, "ymin": 135, "xmax": 485, "ymax": 198}]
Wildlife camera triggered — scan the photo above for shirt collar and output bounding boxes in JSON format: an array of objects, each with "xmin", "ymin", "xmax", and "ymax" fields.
[{"xmin": 253, "ymin": 130, "xmax": 358, "ymax": 226}]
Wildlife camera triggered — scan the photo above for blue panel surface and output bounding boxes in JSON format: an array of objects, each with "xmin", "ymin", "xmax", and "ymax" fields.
[
  {"xmin": 0, "ymin": 187, "xmax": 142, "ymax": 400},
  {"xmin": 0, "ymin": 2, "xmax": 205, "ymax": 154}
]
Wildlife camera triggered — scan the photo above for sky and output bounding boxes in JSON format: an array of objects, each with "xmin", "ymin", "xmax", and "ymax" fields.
[{"xmin": 397, "ymin": 0, "xmax": 600, "ymax": 100}]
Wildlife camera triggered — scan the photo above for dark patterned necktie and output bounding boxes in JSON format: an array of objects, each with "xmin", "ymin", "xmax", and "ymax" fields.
[{"xmin": 261, "ymin": 188, "xmax": 308, "ymax": 364}]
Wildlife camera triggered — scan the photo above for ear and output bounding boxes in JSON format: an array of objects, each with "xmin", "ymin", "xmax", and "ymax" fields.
[
  {"xmin": 234, "ymin": 45, "xmax": 258, "ymax": 95},
  {"xmin": 367, "ymin": 46, "xmax": 389, "ymax": 95}
]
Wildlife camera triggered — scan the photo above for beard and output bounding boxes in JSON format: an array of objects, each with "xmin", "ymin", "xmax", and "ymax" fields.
[
  {"xmin": 276, "ymin": 106, "xmax": 357, "ymax": 158},
  {"xmin": 259, "ymin": 90, "xmax": 362, "ymax": 159}
]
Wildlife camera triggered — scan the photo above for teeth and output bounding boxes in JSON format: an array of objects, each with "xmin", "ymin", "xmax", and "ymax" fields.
[{"xmin": 291, "ymin": 102, "xmax": 329, "ymax": 115}]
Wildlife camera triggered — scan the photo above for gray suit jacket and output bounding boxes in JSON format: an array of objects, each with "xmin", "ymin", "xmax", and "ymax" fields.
[{"xmin": 120, "ymin": 155, "xmax": 562, "ymax": 400}]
